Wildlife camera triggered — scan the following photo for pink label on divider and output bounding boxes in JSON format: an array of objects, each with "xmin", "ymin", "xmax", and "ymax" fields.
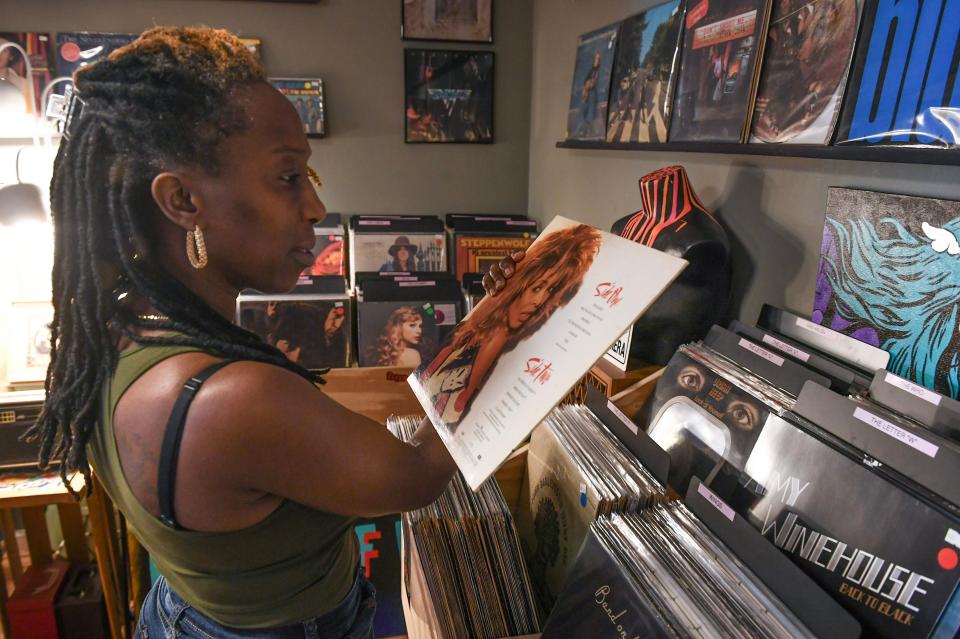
[
  {"xmin": 697, "ymin": 483, "xmax": 735, "ymax": 521},
  {"xmin": 853, "ymin": 407, "xmax": 939, "ymax": 458}
]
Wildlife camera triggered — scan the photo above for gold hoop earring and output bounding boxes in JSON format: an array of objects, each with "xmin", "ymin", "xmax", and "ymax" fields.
[{"xmin": 186, "ymin": 226, "xmax": 208, "ymax": 269}]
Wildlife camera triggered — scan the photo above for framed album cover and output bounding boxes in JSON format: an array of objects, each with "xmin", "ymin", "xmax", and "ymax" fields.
[
  {"xmin": 404, "ymin": 49, "xmax": 494, "ymax": 143},
  {"xmin": 6, "ymin": 302, "xmax": 53, "ymax": 385},
  {"xmin": 402, "ymin": 0, "xmax": 493, "ymax": 43},
  {"xmin": 270, "ymin": 78, "xmax": 325, "ymax": 137}
]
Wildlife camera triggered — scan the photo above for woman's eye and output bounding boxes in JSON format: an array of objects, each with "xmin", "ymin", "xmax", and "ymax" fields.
[{"xmin": 281, "ymin": 174, "xmax": 301, "ymax": 184}]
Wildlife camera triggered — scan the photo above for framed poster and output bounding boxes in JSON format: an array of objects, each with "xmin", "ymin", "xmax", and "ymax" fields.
[
  {"xmin": 269, "ymin": 78, "xmax": 325, "ymax": 137},
  {"xmin": 402, "ymin": 0, "xmax": 493, "ymax": 43},
  {"xmin": 404, "ymin": 48, "xmax": 494, "ymax": 143}
]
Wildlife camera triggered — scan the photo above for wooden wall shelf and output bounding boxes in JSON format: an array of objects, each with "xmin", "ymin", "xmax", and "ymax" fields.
[{"xmin": 555, "ymin": 140, "xmax": 960, "ymax": 167}]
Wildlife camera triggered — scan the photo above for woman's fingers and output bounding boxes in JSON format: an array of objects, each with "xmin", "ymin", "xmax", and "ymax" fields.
[{"xmin": 483, "ymin": 248, "xmax": 526, "ymax": 296}]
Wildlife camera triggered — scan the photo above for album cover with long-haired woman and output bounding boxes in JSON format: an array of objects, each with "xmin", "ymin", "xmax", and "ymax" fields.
[{"xmin": 408, "ymin": 216, "xmax": 688, "ymax": 489}]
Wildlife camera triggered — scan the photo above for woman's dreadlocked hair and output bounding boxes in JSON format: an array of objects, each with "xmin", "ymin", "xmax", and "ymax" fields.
[{"xmin": 27, "ymin": 26, "xmax": 321, "ymax": 497}]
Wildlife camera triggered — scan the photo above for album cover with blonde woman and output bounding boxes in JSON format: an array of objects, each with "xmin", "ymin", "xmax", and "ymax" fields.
[{"xmin": 408, "ymin": 215, "xmax": 688, "ymax": 489}]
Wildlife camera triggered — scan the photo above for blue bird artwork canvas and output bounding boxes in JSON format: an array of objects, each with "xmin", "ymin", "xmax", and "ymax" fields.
[{"xmin": 813, "ymin": 187, "xmax": 960, "ymax": 399}]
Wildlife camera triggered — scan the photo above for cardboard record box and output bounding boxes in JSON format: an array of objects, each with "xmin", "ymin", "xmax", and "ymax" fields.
[
  {"xmin": 446, "ymin": 215, "xmax": 538, "ymax": 281},
  {"xmin": 237, "ymin": 293, "xmax": 352, "ymax": 369},
  {"xmin": 356, "ymin": 276, "xmax": 462, "ymax": 368},
  {"xmin": 0, "ymin": 389, "xmax": 47, "ymax": 470},
  {"xmin": 348, "ymin": 215, "xmax": 447, "ymax": 288}
]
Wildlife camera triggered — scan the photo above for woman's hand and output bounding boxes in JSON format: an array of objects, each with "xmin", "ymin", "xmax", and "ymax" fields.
[{"xmin": 483, "ymin": 250, "xmax": 525, "ymax": 297}]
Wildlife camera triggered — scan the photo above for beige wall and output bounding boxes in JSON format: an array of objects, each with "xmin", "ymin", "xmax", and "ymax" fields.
[
  {"xmin": 3, "ymin": 0, "xmax": 533, "ymax": 215},
  {"xmin": 527, "ymin": 0, "xmax": 960, "ymax": 323}
]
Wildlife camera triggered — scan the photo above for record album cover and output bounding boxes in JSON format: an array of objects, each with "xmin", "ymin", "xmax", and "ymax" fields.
[
  {"xmin": 835, "ymin": 0, "xmax": 960, "ymax": 146},
  {"xmin": 0, "ymin": 32, "xmax": 53, "ymax": 115},
  {"xmin": 401, "ymin": 0, "xmax": 493, "ymax": 43},
  {"xmin": 350, "ymin": 232, "xmax": 446, "ymax": 285},
  {"xmin": 813, "ymin": 187, "xmax": 960, "ymax": 399},
  {"xmin": 731, "ymin": 413, "xmax": 960, "ymax": 638},
  {"xmin": 270, "ymin": 78, "xmax": 325, "ymax": 137},
  {"xmin": 409, "ymin": 216, "xmax": 688, "ymax": 489},
  {"xmin": 751, "ymin": 0, "xmax": 863, "ymax": 144},
  {"xmin": 238, "ymin": 296, "xmax": 351, "ymax": 369},
  {"xmin": 357, "ymin": 301, "xmax": 444, "ymax": 368},
  {"xmin": 453, "ymin": 234, "xmax": 535, "ymax": 280},
  {"xmin": 606, "ymin": 1, "xmax": 684, "ymax": 144},
  {"xmin": 298, "ymin": 225, "xmax": 344, "ymax": 283},
  {"xmin": 565, "ymin": 23, "xmax": 620, "ymax": 141},
  {"xmin": 6, "ymin": 302, "xmax": 53, "ymax": 385},
  {"xmin": 669, "ymin": 0, "xmax": 774, "ymax": 142},
  {"xmin": 352, "ymin": 515, "xmax": 405, "ymax": 638},
  {"xmin": 646, "ymin": 348, "xmax": 773, "ymax": 494},
  {"xmin": 55, "ymin": 32, "xmax": 136, "ymax": 93},
  {"xmin": 404, "ymin": 48, "xmax": 493, "ymax": 143}
]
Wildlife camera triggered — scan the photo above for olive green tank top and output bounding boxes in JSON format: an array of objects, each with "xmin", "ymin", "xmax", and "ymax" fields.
[{"xmin": 88, "ymin": 342, "xmax": 358, "ymax": 628}]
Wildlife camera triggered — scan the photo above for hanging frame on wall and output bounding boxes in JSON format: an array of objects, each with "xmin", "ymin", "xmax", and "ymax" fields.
[
  {"xmin": 404, "ymin": 48, "xmax": 494, "ymax": 144},
  {"xmin": 402, "ymin": 0, "xmax": 493, "ymax": 43}
]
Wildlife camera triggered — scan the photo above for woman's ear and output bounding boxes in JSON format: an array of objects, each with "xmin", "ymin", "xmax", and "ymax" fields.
[{"xmin": 151, "ymin": 172, "xmax": 202, "ymax": 231}]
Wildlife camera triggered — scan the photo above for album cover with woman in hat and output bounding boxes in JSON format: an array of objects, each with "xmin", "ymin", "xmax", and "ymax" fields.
[{"xmin": 350, "ymin": 233, "xmax": 447, "ymax": 278}]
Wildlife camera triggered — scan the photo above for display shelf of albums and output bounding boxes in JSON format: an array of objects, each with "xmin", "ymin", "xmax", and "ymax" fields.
[{"xmin": 557, "ymin": 0, "xmax": 960, "ymax": 166}]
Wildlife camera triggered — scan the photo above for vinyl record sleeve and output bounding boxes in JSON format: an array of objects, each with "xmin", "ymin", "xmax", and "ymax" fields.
[
  {"xmin": 269, "ymin": 78, "xmax": 325, "ymax": 137},
  {"xmin": 349, "ymin": 232, "xmax": 447, "ymax": 288},
  {"xmin": 750, "ymin": 0, "xmax": 863, "ymax": 144},
  {"xmin": 357, "ymin": 300, "xmax": 445, "ymax": 368},
  {"xmin": 237, "ymin": 295, "xmax": 351, "ymax": 369},
  {"xmin": 835, "ymin": 0, "xmax": 960, "ymax": 146},
  {"xmin": 408, "ymin": 216, "xmax": 687, "ymax": 490},
  {"xmin": 606, "ymin": 1, "xmax": 685, "ymax": 144},
  {"xmin": 565, "ymin": 23, "xmax": 620, "ymax": 141},
  {"xmin": 669, "ymin": 0, "xmax": 774, "ymax": 142},
  {"xmin": 540, "ymin": 527, "xmax": 676, "ymax": 639},
  {"xmin": 54, "ymin": 32, "xmax": 136, "ymax": 92},
  {"xmin": 731, "ymin": 413, "xmax": 960, "ymax": 638},
  {"xmin": 294, "ymin": 224, "xmax": 345, "ymax": 291},
  {"xmin": 813, "ymin": 187, "xmax": 960, "ymax": 399},
  {"xmin": 453, "ymin": 234, "xmax": 536, "ymax": 281}
]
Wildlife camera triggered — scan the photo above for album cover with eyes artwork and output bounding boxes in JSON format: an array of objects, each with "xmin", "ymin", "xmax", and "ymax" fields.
[{"xmin": 407, "ymin": 215, "xmax": 688, "ymax": 490}]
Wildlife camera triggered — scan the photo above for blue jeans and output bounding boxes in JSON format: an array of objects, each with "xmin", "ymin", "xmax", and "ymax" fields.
[{"xmin": 136, "ymin": 568, "xmax": 376, "ymax": 639}]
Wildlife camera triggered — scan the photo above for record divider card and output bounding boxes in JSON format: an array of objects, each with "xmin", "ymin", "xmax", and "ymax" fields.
[{"xmin": 794, "ymin": 382, "xmax": 960, "ymax": 508}]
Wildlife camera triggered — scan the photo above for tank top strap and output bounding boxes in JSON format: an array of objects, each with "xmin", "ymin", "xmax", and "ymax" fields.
[{"xmin": 110, "ymin": 341, "xmax": 207, "ymax": 416}]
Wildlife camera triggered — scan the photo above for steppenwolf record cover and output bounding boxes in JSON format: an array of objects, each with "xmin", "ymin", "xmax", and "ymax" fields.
[{"xmin": 407, "ymin": 216, "xmax": 688, "ymax": 489}]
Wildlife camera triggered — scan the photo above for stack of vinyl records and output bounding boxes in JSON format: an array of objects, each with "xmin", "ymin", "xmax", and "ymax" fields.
[
  {"xmin": 542, "ymin": 505, "xmax": 818, "ymax": 638},
  {"xmin": 627, "ymin": 304, "xmax": 960, "ymax": 638},
  {"xmin": 517, "ymin": 404, "xmax": 665, "ymax": 613},
  {"xmin": 388, "ymin": 415, "xmax": 541, "ymax": 639}
]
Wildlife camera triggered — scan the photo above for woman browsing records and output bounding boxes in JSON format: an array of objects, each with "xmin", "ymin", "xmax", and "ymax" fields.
[{"xmin": 29, "ymin": 27, "xmax": 520, "ymax": 639}]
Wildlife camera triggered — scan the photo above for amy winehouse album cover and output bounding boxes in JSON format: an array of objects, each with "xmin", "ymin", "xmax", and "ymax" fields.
[
  {"xmin": 408, "ymin": 216, "xmax": 688, "ymax": 490},
  {"xmin": 814, "ymin": 188, "xmax": 960, "ymax": 399},
  {"xmin": 750, "ymin": 0, "xmax": 863, "ymax": 144},
  {"xmin": 0, "ymin": 32, "xmax": 53, "ymax": 116},
  {"xmin": 269, "ymin": 78, "xmax": 325, "ymax": 137},
  {"xmin": 669, "ymin": 0, "xmax": 774, "ymax": 142},
  {"xmin": 565, "ymin": 23, "xmax": 619, "ymax": 141},
  {"xmin": 237, "ymin": 295, "xmax": 351, "ymax": 370},
  {"xmin": 606, "ymin": 1, "xmax": 685, "ymax": 144},
  {"xmin": 54, "ymin": 32, "xmax": 136, "ymax": 93},
  {"xmin": 724, "ymin": 412, "xmax": 960, "ymax": 638},
  {"xmin": 835, "ymin": 0, "xmax": 960, "ymax": 146}
]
